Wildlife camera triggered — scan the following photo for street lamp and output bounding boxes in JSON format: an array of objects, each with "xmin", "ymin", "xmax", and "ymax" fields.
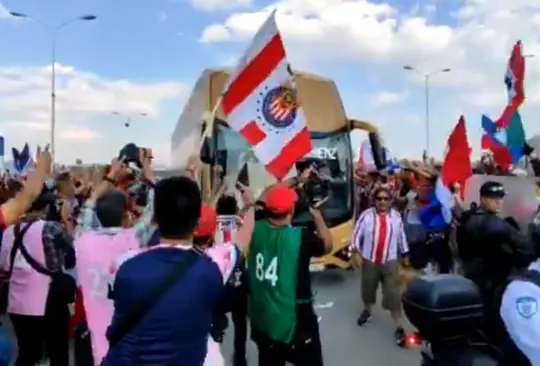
[
  {"xmin": 403, "ymin": 65, "xmax": 451, "ymax": 157},
  {"xmin": 112, "ymin": 112, "xmax": 148, "ymax": 127},
  {"xmin": 9, "ymin": 11, "xmax": 97, "ymax": 167}
]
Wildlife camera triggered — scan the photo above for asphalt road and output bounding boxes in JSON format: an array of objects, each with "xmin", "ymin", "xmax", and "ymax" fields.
[
  {"xmin": 4, "ymin": 269, "xmax": 421, "ymax": 366},
  {"xmin": 221, "ymin": 269, "xmax": 421, "ymax": 366}
]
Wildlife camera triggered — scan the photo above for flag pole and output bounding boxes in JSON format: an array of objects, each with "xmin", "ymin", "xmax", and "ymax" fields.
[{"xmin": 198, "ymin": 95, "xmax": 223, "ymax": 151}]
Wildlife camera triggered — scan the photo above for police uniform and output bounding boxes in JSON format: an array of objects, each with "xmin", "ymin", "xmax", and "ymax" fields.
[{"xmin": 500, "ymin": 259, "xmax": 540, "ymax": 366}]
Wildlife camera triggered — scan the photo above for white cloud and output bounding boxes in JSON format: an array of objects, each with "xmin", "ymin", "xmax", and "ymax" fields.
[
  {"xmin": 196, "ymin": 0, "xmax": 540, "ymax": 99},
  {"xmin": 201, "ymin": 24, "xmax": 232, "ymax": 43},
  {"xmin": 369, "ymin": 91, "xmax": 408, "ymax": 106},
  {"xmin": 198, "ymin": 0, "xmax": 540, "ymax": 158},
  {"xmin": 0, "ymin": 2, "xmax": 10, "ymax": 19},
  {"xmin": 0, "ymin": 63, "xmax": 186, "ymax": 165},
  {"xmin": 188, "ymin": 0, "xmax": 251, "ymax": 12},
  {"xmin": 158, "ymin": 11, "xmax": 169, "ymax": 23}
]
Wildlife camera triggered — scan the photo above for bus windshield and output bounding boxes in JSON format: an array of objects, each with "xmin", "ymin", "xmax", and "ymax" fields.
[
  {"xmin": 215, "ymin": 125, "xmax": 353, "ymax": 227},
  {"xmin": 293, "ymin": 131, "xmax": 353, "ymax": 227}
]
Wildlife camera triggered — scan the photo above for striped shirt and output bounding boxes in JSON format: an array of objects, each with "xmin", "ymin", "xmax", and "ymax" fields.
[{"xmin": 352, "ymin": 207, "xmax": 409, "ymax": 263}]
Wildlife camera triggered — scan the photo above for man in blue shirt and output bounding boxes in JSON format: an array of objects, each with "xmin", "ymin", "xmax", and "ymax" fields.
[{"xmin": 104, "ymin": 175, "xmax": 255, "ymax": 365}]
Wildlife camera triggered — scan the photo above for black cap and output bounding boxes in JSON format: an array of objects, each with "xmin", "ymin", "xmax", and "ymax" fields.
[{"xmin": 479, "ymin": 181, "xmax": 505, "ymax": 198}]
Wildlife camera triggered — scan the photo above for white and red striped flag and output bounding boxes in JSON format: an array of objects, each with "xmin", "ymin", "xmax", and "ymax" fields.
[{"xmin": 220, "ymin": 11, "xmax": 312, "ymax": 180}]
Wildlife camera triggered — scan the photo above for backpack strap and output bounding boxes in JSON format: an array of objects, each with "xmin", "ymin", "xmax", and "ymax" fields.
[
  {"xmin": 108, "ymin": 249, "xmax": 200, "ymax": 347},
  {"xmin": 13, "ymin": 222, "xmax": 55, "ymax": 277},
  {"xmin": 7, "ymin": 222, "xmax": 34, "ymax": 277}
]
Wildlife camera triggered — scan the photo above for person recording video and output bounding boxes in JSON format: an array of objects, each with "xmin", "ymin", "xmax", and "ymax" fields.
[{"xmin": 248, "ymin": 176, "xmax": 332, "ymax": 366}]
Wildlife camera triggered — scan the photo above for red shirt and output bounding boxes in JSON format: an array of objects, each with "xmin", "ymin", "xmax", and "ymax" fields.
[{"xmin": 373, "ymin": 213, "xmax": 388, "ymax": 264}]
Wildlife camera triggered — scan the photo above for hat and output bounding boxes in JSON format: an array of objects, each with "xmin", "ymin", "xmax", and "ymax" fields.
[
  {"xmin": 193, "ymin": 204, "xmax": 218, "ymax": 238},
  {"xmin": 480, "ymin": 181, "xmax": 505, "ymax": 198},
  {"xmin": 265, "ymin": 184, "xmax": 298, "ymax": 214}
]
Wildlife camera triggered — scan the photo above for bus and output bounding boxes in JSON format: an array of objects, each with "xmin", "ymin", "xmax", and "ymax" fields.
[{"xmin": 171, "ymin": 68, "xmax": 380, "ymax": 270}]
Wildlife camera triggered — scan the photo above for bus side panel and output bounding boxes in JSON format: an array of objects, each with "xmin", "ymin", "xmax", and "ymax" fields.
[
  {"xmin": 170, "ymin": 70, "xmax": 212, "ymax": 169},
  {"xmin": 311, "ymin": 219, "xmax": 354, "ymax": 269},
  {"xmin": 209, "ymin": 71, "xmax": 231, "ymax": 121},
  {"xmin": 295, "ymin": 76, "xmax": 347, "ymax": 133}
]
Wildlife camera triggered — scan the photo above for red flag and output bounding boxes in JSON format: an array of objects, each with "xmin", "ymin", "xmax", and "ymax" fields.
[
  {"xmin": 440, "ymin": 116, "xmax": 472, "ymax": 199},
  {"xmin": 480, "ymin": 134, "xmax": 512, "ymax": 172},
  {"xmin": 496, "ymin": 40, "xmax": 525, "ymax": 129}
]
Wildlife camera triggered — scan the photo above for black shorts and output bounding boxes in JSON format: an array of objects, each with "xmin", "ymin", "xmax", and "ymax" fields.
[{"xmin": 252, "ymin": 306, "xmax": 323, "ymax": 366}]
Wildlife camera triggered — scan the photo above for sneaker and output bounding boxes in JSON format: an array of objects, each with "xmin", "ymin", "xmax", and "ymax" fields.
[
  {"xmin": 356, "ymin": 310, "xmax": 372, "ymax": 326},
  {"xmin": 395, "ymin": 326, "xmax": 406, "ymax": 345}
]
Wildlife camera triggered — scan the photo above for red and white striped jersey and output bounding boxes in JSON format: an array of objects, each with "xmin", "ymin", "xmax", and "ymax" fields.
[{"xmin": 352, "ymin": 207, "xmax": 409, "ymax": 263}]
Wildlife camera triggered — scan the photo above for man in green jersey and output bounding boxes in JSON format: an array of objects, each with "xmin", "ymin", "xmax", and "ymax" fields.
[{"xmin": 247, "ymin": 183, "xmax": 332, "ymax": 366}]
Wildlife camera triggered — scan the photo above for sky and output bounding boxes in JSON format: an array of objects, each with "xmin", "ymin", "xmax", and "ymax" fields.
[{"xmin": 1, "ymin": 0, "xmax": 540, "ymax": 166}]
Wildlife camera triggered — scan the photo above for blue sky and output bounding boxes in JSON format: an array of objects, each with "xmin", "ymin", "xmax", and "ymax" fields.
[{"xmin": 1, "ymin": 0, "xmax": 540, "ymax": 165}]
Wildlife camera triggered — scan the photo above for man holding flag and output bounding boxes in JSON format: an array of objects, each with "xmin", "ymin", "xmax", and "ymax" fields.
[{"xmin": 216, "ymin": 10, "xmax": 332, "ymax": 365}]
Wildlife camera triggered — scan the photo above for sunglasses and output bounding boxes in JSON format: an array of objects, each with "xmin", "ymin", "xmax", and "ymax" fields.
[{"xmin": 375, "ymin": 196, "xmax": 390, "ymax": 201}]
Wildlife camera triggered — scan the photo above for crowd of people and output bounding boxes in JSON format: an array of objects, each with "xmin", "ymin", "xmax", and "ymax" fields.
[
  {"xmin": 0, "ymin": 144, "xmax": 336, "ymax": 366},
  {"xmin": 0, "ymin": 143, "xmax": 537, "ymax": 365},
  {"xmin": 352, "ymin": 149, "xmax": 540, "ymax": 365}
]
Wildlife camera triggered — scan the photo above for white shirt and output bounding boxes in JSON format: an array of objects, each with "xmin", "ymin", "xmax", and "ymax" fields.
[
  {"xmin": 500, "ymin": 260, "xmax": 540, "ymax": 366},
  {"xmin": 352, "ymin": 207, "xmax": 409, "ymax": 263}
]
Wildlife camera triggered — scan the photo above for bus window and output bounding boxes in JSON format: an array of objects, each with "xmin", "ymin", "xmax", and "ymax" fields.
[
  {"xmin": 215, "ymin": 124, "xmax": 275, "ymax": 198},
  {"xmin": 214, "ymin": 126, "xmax": 353, "ymax": 227},
  {"xmin": 293, "ymin": 131, "xmax": 353, "ymax": 227}
]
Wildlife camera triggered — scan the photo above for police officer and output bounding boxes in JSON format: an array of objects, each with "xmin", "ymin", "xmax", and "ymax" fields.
[
  {"xmin": 498, "ymin": 210, "xmax": 540, "ymax": 366},
  {"xmin": 457, "ymin": 181, "xmax": 534, "ymax": 292},
  {"xmin": 247, "ymin": 183, "xmax": 332, "ymax": 366},
  {"xmin": 499, "ymin": 257, "xmax": 540, "ymax": 365},
  {"xmin": 456, "ymin": 181, "xmax": 535, "ymax": 347}
]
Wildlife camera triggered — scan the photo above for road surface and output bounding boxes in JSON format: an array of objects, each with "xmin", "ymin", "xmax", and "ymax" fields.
[
  {"xmin": 221, "ymin": 269, "xmax": 421, "ymax": 366},
  {"xmin": 4, "ymin": 269, "xmax": 421, "ymax": 366}
]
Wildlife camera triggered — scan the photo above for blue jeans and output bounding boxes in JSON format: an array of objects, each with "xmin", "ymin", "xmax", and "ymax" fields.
[{"xmin": 0, "ymin": 327, "xmax": 13, "ymax": 366}]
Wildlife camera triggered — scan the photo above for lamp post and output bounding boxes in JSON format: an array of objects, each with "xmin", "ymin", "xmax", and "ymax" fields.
[
  {"xmin": 112, "ymin": 112, "xmax": 148, "ymax": 127},
  {"xmin": 9, "ymin": 11, "xmax": 97, "ymax": 167},
  {"xmin": 403, "ymin": 66, "xmax": 451, "ymax": 157}
]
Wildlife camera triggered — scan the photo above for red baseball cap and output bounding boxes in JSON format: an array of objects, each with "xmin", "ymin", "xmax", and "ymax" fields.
[
  {"xmin": 193, "ymin": 204, "xmax": 218, "ymax": 238},
  {"xmin": 265, "ymin": 184, "xmax": 298, "ymax": 214}
]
